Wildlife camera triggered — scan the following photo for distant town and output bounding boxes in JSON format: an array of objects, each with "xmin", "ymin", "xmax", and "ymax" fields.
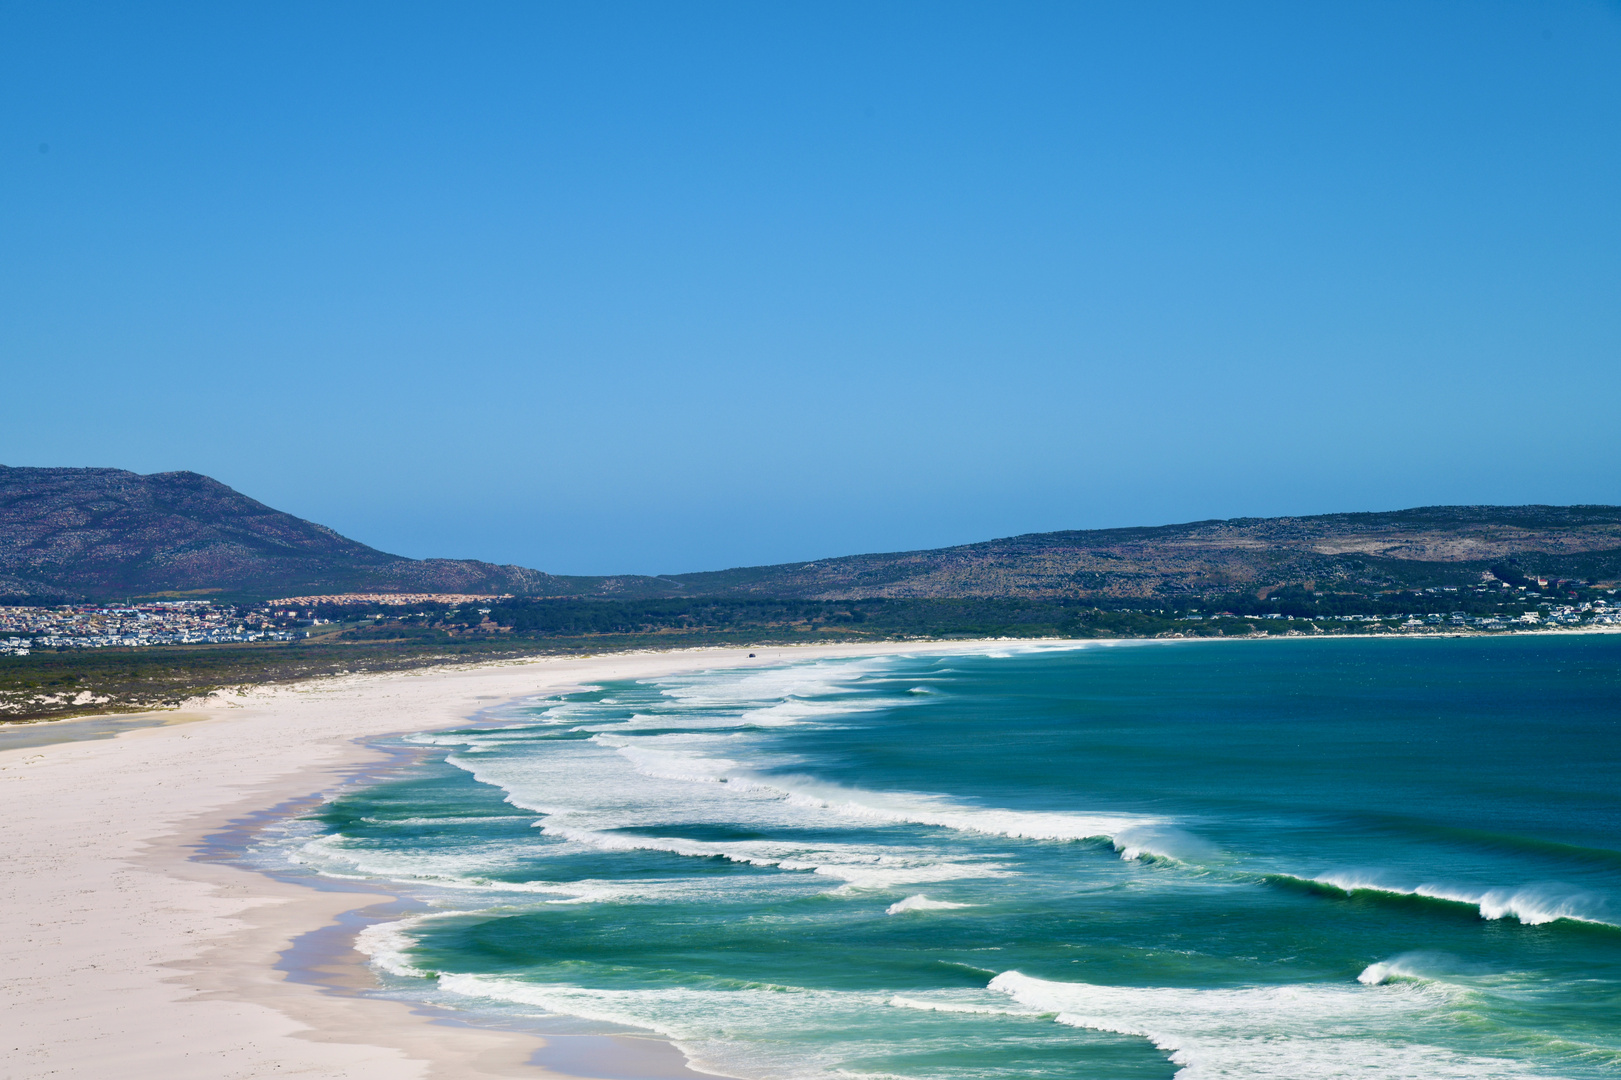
[
  {"xmin": 0, "ymin": 594, "xmax": 518, "ymax": 656},
  {"xmin": 0, "ymin": 580, "xmax": 1614, "ymax": 657},
  {"xmin": 0, "ymin": 601, "xmax": 305, "ymax": 655}
]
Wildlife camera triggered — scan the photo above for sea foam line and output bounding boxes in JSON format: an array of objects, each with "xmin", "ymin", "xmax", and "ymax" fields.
[
  {"xmin": 539, "ymin": 823, "xmax": 1013, "ymax": 889},
  {"xmin": 886, "ymin": 894, "xmax": 974, "ymax": 914},
  {"xmin": 592, "ymin": 736, "xmax": 1192, "ymax": 860},
  {"xmin": 1285, "ymin": 873, "xmax": 1618, "ymax": 928},
  {"xmin": 354, "ymin": 910, "xmax": 479, "ymax": 978},
  {"xmin": 1357, "ymin": 951, "xmax": 1463, "ymax": 986},
  {"xmin": 428, "ymin": 973, "xmax": 914, "ymax": 1080},
  {"xmin": 986, "ymin": 970, "xmax": 1535, "ymax": 1080},
  {"xmin": 549, "ymin": 713, "xmax": 1198, "ymax": 863}
]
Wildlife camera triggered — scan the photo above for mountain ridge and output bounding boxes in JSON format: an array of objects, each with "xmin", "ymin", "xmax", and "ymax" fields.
[
  {"xmin": 669, "ymin": 503, "xmax": 1621, "ymax": 600},
  {"xmin": 0, "ymin": 466, "xmax": 572, "ymax": 601},
  {"xmin": 3, "ymin": 466, "xmax": 1618, "ymax": 602}
]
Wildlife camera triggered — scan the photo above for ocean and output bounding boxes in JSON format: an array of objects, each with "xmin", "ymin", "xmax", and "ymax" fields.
[{"xmin": 262, "ymin": 635, "xmax": 1621, "ymax": 1079}]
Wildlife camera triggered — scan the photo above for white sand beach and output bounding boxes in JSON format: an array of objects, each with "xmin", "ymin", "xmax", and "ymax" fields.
[
  {"xmin": 7, "ymin": 629, "xmax": 1612, "ymax": 1078},
  {"xmin": 0, "ymin": 642, "xmax": 989, "ymax": 1080}
]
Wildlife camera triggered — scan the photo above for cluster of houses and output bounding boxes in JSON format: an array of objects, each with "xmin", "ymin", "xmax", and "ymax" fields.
[
  {"xmin": 0, "ymin": 588, "xmax": 1613, "ymax": 657},
  {"xmin": 1175, "ymin": 598, "xmax": 1614, "ymax": 633},
  {"xmin": 267, "ymin": 592, "xmax": 511, "ymax": 608},
  {"xmin": 0, "ymin": 602, "xmax": 298, "ymax": 655},
  {"xmin": 0, "ymin": 593, "xmax": 510, "ymax": 656}
]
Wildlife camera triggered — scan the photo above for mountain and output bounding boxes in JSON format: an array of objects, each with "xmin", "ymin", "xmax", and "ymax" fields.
[
  {"xmin": 660, "ymin": 505, "xmax": 1621, "ymax": 600},
  {"xmin": 0, "ymin": 466, "xmax": 584, "ymax": 602},
  {"xmin": 4, "ymin": 466, "xmax": 1618, "ymax": 603}
]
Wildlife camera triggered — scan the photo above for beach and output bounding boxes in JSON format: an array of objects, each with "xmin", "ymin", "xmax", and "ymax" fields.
[
  {"xmin": 0, "ymin": 642, "xmax": 967, "ymax": 1080},
  {"xmin": 4, "ymin": 631, "xmax": 1618, "ymax": 1080}
]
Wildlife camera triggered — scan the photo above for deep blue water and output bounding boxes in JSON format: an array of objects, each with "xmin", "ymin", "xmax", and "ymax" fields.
[{"xmin": 274, "ymin": 636, "xmax": 1621, "ymax": 1080}]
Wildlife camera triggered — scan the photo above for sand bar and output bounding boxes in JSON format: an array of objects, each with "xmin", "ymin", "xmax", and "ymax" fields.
[{"xmin": 0, "ymin": 641, "xmax": 1008, "ymax": 1080}]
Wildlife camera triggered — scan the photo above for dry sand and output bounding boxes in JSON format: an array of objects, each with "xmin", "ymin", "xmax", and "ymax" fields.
[{"xmin": 0, "ymin": 642, "xmax": 987, "ymax": 1080}]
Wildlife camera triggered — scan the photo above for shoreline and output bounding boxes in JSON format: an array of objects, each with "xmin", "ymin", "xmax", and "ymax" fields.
[
  {"xmin": 5, "ymin": 629, "xmax": 1616, "ymax": 1079},
  {"xmin": 0, "ymin": 640, "xmax": 1011, "ymax": 1079},
  {"xmin": 5, "ymin": 621, "xmax": 1616, "ymax": 728},
  {"xmin": 205, "ymin": 705, "xmax": 721, "ymax": 1080}
]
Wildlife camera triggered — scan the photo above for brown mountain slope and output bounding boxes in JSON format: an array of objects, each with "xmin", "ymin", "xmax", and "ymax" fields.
[
  {"xmin": 662, "ymin": 506, "xmax": 1621, "ymax": 599},
  {"xmin": 0, "ymin": 466, "xmax": 581, "ymax": 601},
  {"xmin": 5, "ymin": 466, "xmax": 1618, "ymax": 603}
]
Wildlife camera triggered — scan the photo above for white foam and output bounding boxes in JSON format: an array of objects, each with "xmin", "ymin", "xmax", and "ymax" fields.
[
  {"xmin": 290, "ymin": 831, "xmax": 544, "ymax": 886},
  {"xmin": 989, "ymin": 971, "xmax": 1535, "ymax": 1079},
  {"xmin": 354, "ymin": 910, "xmax": 475, "ymax": 978},
  {"xmin": 588, "ymin": 727, "xmax": 1176, "ymax": 855},
  {"xmin": 436, "ymin": 972, "xmax": 839, "ymax": 1037},
  {"xmin": 1467, "ymin": 885, "xmax": 1609, "ymax": 926},
  {"xmin": 443, "ymin": 970, "xmax": 1203, "ymax": 1080},
  {"xmin": 291, "ymin": 831, "xmax": 713, "ymax": 899},
  {"xmin": 585, "ymin": 728, "xmax": 1181, "ymax": 858},
  {"xmin": 541, "ymin": 824, "xmax": 1011, "ymax": 889},
  {"xmin": 358, "ymin": 815, "xmax": 534, "ymax": 827},
  {"xmin": 592, "ymin": 733, "xmax": 756, "ymax": 784},
  {"xmin": 967, "ymin": 641, "xmax": 1121, "ymax": 660},
  {"xmin": 649, "ymin": 658, "xmax": 911, "ymax": 729},
  {"xmin": 1311, "ymin": 873, "xmax": 1615, "ymax": 927},
  {"xmin": 886, "ymin": 993, "xmax": 1035, "ymax": 1015},
  {"xmin": 415, "ymin": 657, "xmax": 1179, "ymax": 858},
  {"xmin": 431, "ymin": 973, "xmax": 907, "ymax": 1080},
  {"xmin": 413, "ymin": 661, "xmax": 1185, "ymax": 898},
  {"xmin": 885, "ymin": 894, "xmax": 974, "ymax": 914},
  {"xmin": 1357, "ymin": 952, "xmax": 1459, "ymax": 986},
  {"xmin": 739, "ymin": 773, "xmax": 1169, "ymax": 846},
  {"xmin": 1108, "ymin": 824, "xmax": 1218, "ymax": 863},
  {"xmin": 527, "ymin": 876, "xmax": 789, "ymax": 905}
]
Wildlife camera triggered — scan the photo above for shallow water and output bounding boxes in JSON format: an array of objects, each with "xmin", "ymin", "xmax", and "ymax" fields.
[
  {"xmin": 267, "ymin": 636, "xmax": 1621, "ymax": 1079},
  {"xmin": 0, "ymin": 710, "xmax": 203, "ymax": 750}
]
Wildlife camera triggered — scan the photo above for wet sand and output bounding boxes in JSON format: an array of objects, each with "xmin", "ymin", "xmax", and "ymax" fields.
[{"xmin": 0, "ymin": 642, "xmax": 992, "ymax": 1079}]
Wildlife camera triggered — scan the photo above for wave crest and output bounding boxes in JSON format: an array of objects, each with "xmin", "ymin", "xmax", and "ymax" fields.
[
  {"xmin": 1292, "ymin": 872, "xmax": 1617, "ymax": 928},
  {"xmin": 986, "ymin": 970, "xmax": 1529, "ymax": 1079},
  {"xmin": 885, "ymin": 894, "xmax": 974, "ymax": 914}
]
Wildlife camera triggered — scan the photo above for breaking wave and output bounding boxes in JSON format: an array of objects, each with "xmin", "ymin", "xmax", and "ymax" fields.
[
  {"xmin": 885, "ymin": 893, "xmax": 974, "ymax": 914},
  {"xmin": 1270, "ymin": 872, "xmax": 1618, "ymax": 928},
  {"xmin": 987, "ymin": 971, "xmax": 1535, "ymax": 1079}
]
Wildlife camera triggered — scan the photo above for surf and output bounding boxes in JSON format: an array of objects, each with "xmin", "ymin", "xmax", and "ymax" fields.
[
  {"xmin": 1265, "ymin": 872, "xmax": 1620, "ymax": 929},
  {"xmin": 261, "ymin": 639, "xmax": 1621, "ymax": 1080}
]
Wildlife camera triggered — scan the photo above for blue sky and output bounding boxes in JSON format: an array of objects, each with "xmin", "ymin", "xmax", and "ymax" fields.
[{"xmin": 4, "ymin": 2, "xmax": 1619, "ymax": 574}]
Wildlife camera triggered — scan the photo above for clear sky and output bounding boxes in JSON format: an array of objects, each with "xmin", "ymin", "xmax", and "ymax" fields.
[{"xmin": 4, "ymin": 2, "xmax": 1619, "ymax": 575}]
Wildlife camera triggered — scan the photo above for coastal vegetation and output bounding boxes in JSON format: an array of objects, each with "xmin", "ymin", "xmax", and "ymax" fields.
[{"xmin": 4, "ymin": 574, "xmax": 1615, "ymax": 721}]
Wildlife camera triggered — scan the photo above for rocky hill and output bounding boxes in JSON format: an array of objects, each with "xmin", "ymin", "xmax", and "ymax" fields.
[
  {"xmin": 532, "ymin": 507, "xmax": 1621, "ymax": 602},
  {"xmin": 0, "ymin": 466, "xmax": 580, "ymax": 602},
  {"xmin": 4, "ymin": 466, "xmax": 1618, "ymax": 603},
  {"xmin": 665, "ymin": 505, "xmax": 1621, "ymax": 600}
]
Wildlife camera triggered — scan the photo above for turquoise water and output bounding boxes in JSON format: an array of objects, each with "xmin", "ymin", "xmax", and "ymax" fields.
[{"xmin": 280, "ymin": 637, "xmax": 1621, "ymax": 1079}]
